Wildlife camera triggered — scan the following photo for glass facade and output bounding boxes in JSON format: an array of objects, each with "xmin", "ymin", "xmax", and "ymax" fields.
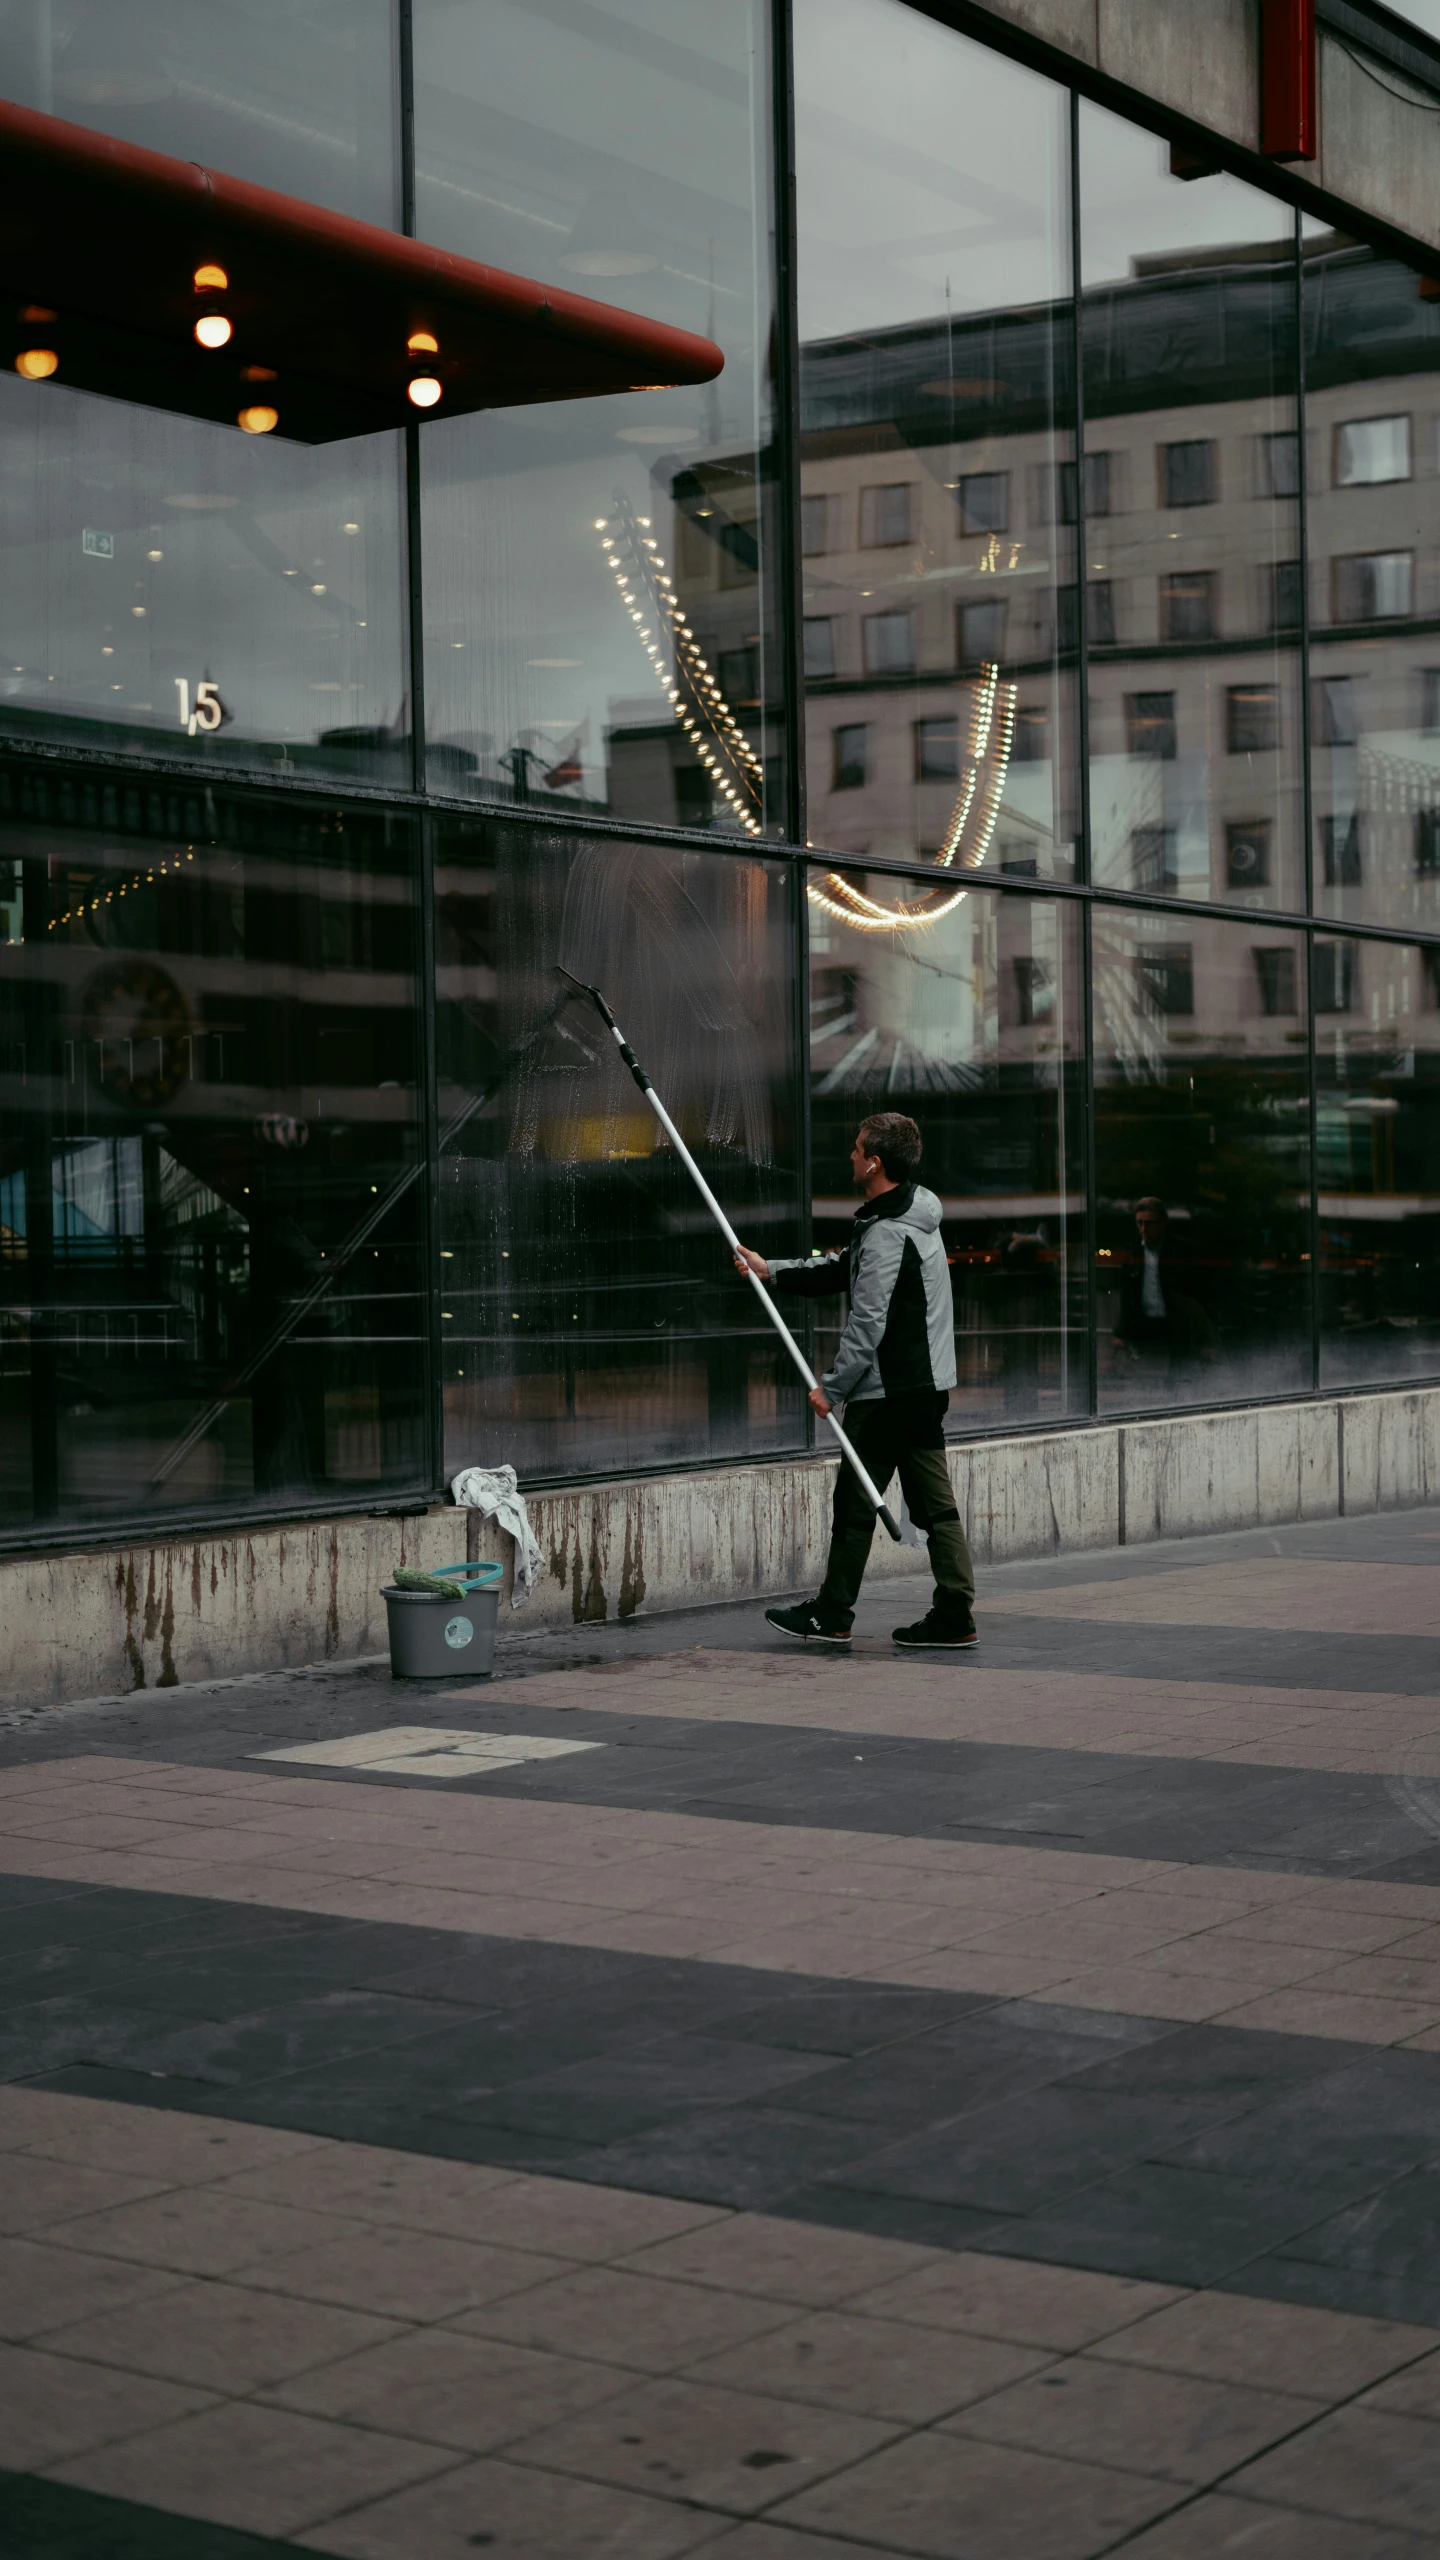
[{"xmin": 2, "ymin": 0, "xmax": 1440, "ymax": 1551}]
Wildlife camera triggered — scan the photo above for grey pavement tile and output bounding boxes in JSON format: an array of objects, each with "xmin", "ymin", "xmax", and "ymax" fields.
[
  {"xmin": 970, "ymin": 2163, "xmax": 1351, "ymax": 2289},
  {"xmin": 1157, "ymin": 2050, "xmax": 1440, "ymax": 2193},
  {"xmin": 21, "ymin": 1989, "xmax": 491, "ymax": 2094},
  {"xmin": 703, "ymin": 1984, "xmax": 989, "ymax": 2055},
  {"xmin": 289, "ymin": 2454, "xmax": 725, "ymax": 2558},
  {"xmin": 232, "ymin": 2223, "xmax": 569, "ymax": 2322},
  {"xmin": 266, "ymin": 2327, "xmax": 632, "ymax": 2449},
  {"xmin": 684, "ymin": 2307, "xmax": 1052, "ymax": 2423},
  {"xmin": 1091, "ymin": 2288, "xmax": 1438, "ymax": 2399},
  {"xmin": 463, "ymin": 2036, "xmax": 834, "ymax": 2146},
  {"xmin": 1229, "ymin": 2404, "xmax": 1440, "ymax": 2535},
  {"xmin": 1213, "ymin": 2252, "xmax": 1440, "ymax": 2332},
  {"xmin": 0, "ymin": 2152, "xmax": 170, "ymax": 2235},
  {"xmin": 819, "ymin": 2087, "xmax": 1257, "ymax": 2219},
  {"xmin": 46, "ymin": 2401, "xmax": 456, "ymax": 2540},
  {"xmin": 43, "ymin": 2188, "xmax": 364, "ymax": 2279},
  {"xmin": 1109, "ymin": 2492, "xmax": 1440, "ymax": 2556},
  {"xmin": 840, "ymin": 2252, "xmax": 1185, "ymax": 2350},
  {"xmin": 617, "ymin": 2211, "xmax": 945, "ymax": 2306},
  {"xmin": 0, "ymin": 2342, "xmax": 217, "ymax": 2470},
  {"xmin": 0, "ymin": 2235, "xmax": 183, "ymax": 2340},
  {"xmin": 1270, "ymin": 2169, "xmax": 1440, "ymax": 2294},
  {"xmin": 769, "ymin": 2427, "xmax": 1179, "ymax": 2559},
  {"xmin": 501, "ymin": 2372, "xmax": 896, "ymax": 2516},
  {"xmin": 945, "ymin": 2352, "xmax": 1324, "ymax": 2484},
  {"xmin": 39, "ymin": 2278, "xmax": 403, "ymax": 2392},
  {"xmin": 560, "ymin": 2105, "xmax": 884, "ymax": 2213},
  {"xmin": 6, "ymin": 2097, "xmax": 321, "ymax": 2185},
  {"xmin": 459, "ymin": 2263, "xmax": 798, "ymax": 2372},
  {"xmin": 1359, "ymin": 2347, "xmax": 1440, "ymax": 2418}
]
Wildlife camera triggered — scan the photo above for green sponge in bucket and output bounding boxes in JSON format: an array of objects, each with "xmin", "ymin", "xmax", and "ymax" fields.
[{"xmin": 391, "ymin": 1566, "xmax": 466, "ymax": 1598}]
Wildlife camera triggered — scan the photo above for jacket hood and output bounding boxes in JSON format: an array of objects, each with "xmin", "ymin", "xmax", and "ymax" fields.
[{"xmin": 856, "ymin": 1182, "xmax": 943, "ymax": 1236}]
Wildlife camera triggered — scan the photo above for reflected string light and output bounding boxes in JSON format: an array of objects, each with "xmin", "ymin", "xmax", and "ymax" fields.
[
  {"xmin": 807, "ymin": 661, "xmax": 1019, "ymax": 933},
  {"xmin": 597, "ymin": 494, "xmax": 763, "ymax": 835},
  {"xmin": 48, "ymin": 848, "xmax": 197, "ymax": 931}
]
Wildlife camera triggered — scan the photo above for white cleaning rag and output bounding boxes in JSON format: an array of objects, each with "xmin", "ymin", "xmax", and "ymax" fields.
[{"xmin": 449, "ymin": 1464, "xmax": 544, "ymax": 1608}]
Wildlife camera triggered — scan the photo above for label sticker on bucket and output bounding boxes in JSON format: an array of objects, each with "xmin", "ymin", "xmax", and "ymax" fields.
[{"xmin": 444, "ymin": 1616, "xmax": 474, "ymax": 1649}]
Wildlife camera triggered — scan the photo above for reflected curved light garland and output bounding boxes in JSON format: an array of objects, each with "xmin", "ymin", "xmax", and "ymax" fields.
[
  {"xmin": 597, "ymin": 495, "xmax": 764, "ymax": 836},
  {"xmin": 809, "ymin": 662, "xmax": 1018, "ymax": 934}
]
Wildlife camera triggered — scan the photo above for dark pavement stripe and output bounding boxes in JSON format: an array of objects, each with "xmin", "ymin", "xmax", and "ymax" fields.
[
  {"xmin": 10, "ymin": 1874, "xmax": 1440, "ymax": 2328},
  {"xmin": 213, "ymin": 1706, "xmax": 1440, "ymax": 1884},
  {"xmin": 0, "ymin": 2471, "xmax": 309, "ymax": 2557}
]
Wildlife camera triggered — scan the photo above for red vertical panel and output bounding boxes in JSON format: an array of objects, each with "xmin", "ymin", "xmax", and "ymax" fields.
[{"xmin": 1261, "ymin": 0, "xmax": 1318, "ymax": 161}]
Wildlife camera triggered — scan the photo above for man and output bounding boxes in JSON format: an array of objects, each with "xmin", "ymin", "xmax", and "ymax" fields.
[
  {"xmin": 1111, "ymin": 1196, "xmax": 1216, "ymax": 1378},
  {"xmin": 734, "ymin": 1112, "xmax": 977, "ymax": 1650}
]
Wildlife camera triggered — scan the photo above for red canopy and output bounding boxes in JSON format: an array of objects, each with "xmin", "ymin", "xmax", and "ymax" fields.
[{"xmin": 0, "ymin": 99, "xmax": 723, "ymax": 442}]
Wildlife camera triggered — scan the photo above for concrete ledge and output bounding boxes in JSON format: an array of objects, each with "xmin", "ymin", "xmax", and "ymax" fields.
[{"xmin": 4, "ymin": 1382, "xmax": 1438, "ymax": 1708}]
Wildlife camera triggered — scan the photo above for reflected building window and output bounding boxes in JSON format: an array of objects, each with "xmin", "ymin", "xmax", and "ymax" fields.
[
  {"xmin": 1423, "ymin": 670, "xmax": 1440, "ymax": 733},
  {"xmin": 1314, "ymin": 940, "xmax": 1359, "ymax": 1010},
  {"xmin": 803, "ymin": 618, "xmax": 838, "ymax": 681},
  {"xmin": 860, "ymin": 484, "xmax": 915, "ymax": 547},
  {"xmin": 915, "ymin": 719, "xmax": 960, "ymax": 782},
  {"xmin": 1334, "ymin": 551, "xmax": 1414, "ymax": 622},
  {"xmin": 1057, "ymin": 583, "xmax": 1115, "ymax": 651},
  {"xmin": 1228, "ymin": 684, "xmax": 1281, "ymax": 753},
  {"xmin": 1270, "ymin": 561, "xmax": 1304, "ymax": 631},
  {"xmin": 1012, "ymin": 705, "xmax": 1051, "ymax": 763},
  {"xmin": 1135, "ymin": 943, "xmax": 1195, "ymax": 1014},
  {"xmin": 864, "ymin": 610, "xmax": 915, "ymax": 675},
  {"xmin": 833, "ymin": 725, "xmax": 869, "ymax": 789},
  {"xmin": 1416, "ymin": 811, "xmax": 1440, "ymax": 875},
  {"xmin": 958, "ymin": 600, "xmax": 1006, "ymax": 665},
  {"xmin": 1335, "ymin": 416, "xmax": 1412, "ymax": 485},
  {"xmin": 1228, "ymin": 820, "xmax": 1272, "ymax": 888},
  {"xmin": 1321, "ymin": 814, "xmax": 1363, "ymax": 886},
  {"xmin": 1036, "ymin": 454, "xmax": 1111, "ymax": 523},
  {"xmin": 1254, "ymin": 946, "xmax": 1298, "ymax": 1013},
  {"xmin": 1265, "ymin": 433, "xmax": 1301, "ymax": 498},
  {"xmin": 1126, "ymin": 692, "xmax": 1178, "ymax": 759},
  {"xmin": 801, "ymin": 495, "xmax": 833, "ymax": 557},
  {"xmin": 958, "ymin": 472, "xmax": 1009, "ymax": 536},
  {"xmin": 1315, "ymin": 675, "xmax": 1359, "ymax": 745},
  {"xmin": 1132, "ymin": 826, "xmax": 1178, "ymax": 892},
  {"xmin": 1162, "ymin": 440, "xmax": 1218, "ymax": 508},
  {"xmin": 1162, "ymin": 572, "xmax": 1217, "ymax": 643}
]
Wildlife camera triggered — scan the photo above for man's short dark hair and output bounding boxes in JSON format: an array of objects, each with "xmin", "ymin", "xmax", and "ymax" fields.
[
  {"xmin": 1134, "ymin": 1196, "xmax": 1167, "ymax": 1219},
  {"xmin": 859, "ymin": 1113, "xmax": 922, "ymax": 1181}
]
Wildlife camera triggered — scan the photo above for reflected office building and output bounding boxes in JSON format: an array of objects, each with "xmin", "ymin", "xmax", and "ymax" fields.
[{"xmin": 4, "ymin": 0, "xmax": 1440, "ymax": 1591}]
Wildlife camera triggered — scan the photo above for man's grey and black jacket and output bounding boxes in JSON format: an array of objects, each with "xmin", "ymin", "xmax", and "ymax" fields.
[
  {"xmin": 766, "ymin": 1183, "xmax": 972, "ymax": 1625},
  {"xmin": 767, "ymin": 1183, "xmax": 958, "ymax": 1402}
]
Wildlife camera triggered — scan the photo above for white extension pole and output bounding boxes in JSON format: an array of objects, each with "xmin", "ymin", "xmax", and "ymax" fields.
[{"xmin": 559, "ymin": 970, "xmax": 902, "ymax": 1541}]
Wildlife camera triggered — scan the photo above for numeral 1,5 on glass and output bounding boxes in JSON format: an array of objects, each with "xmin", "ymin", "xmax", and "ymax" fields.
[{"xmin": 174, "ymin": 678, "xmax": 228, "ymax": 735}]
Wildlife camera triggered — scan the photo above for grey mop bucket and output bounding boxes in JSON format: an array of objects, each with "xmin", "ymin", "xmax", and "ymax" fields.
[{"xmin": 382, "ymin": 1561, "xmax": 504, "ymax": 1679}]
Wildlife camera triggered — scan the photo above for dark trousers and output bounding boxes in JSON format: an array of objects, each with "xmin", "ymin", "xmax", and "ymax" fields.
[{"xmin": 816, "ymin": 1393, "xmax": 975, "ymax": 1628}]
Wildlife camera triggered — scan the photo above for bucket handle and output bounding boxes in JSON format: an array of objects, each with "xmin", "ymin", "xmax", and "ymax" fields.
[{"xmin": 433, "ymin": 1560, "xmax": 505, "ymax": 1592}]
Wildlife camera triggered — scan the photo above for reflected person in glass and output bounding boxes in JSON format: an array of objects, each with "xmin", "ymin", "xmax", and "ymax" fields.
[{"xmin": 1111, "ymin": 1197, "xmax": 1218, "ymax": 1389}]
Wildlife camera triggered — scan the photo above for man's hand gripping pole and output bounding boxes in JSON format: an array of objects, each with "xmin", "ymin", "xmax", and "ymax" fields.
[{"xmin": 556, "ymin": 967, "xmax": 902, "ymax": 1541}]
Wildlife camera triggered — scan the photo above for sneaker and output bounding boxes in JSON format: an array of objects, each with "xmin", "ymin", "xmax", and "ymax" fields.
[
  {"xmin": 893, "ymin": 1609, "xmax": 977, "ymax": 1650},
  {"xmin": 765, "ymin": 1602, "xmax": 852, "ymax": 1647}
]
